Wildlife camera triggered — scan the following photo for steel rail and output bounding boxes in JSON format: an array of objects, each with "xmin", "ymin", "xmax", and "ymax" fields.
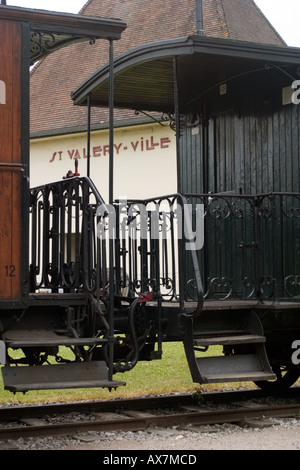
[
  {"xmin": 0, "ymin": 389, "xmax": 299, "ymax": 440},
  {"xmin": 0, "ymin": 387, "xmax": 299, "ymax": 420},
  {"xmin": 0, "ymin": 387, "xmax": 290, "ymax": 420}
]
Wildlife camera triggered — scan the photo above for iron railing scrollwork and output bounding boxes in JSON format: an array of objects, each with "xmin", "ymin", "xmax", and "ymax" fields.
[
  {"xmin": 112, "ymin": 193, "xmax": 203, "ymax": 316},
  {"xmin": 29, "ymin": 180, "xmax": 203, "ymax": 316},
  {"xmin": 29, "ymin": 177, "xmax": 107, "ymax": 293},
  {"xmin": 30, "ymin": 181, "xmax": 300, "ymax": 307},
  {"xmin": 30, "ymin": 31, "xmax": 90, "ymax": 65},
  {"xmin": 185, "ymin": 192, "xmax": 300, "ymax": 301}
]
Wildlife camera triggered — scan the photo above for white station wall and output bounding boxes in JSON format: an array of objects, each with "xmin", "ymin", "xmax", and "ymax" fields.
[{"xmin": 30, "ymin": 122, "xmax": 177, "ymax": 202}]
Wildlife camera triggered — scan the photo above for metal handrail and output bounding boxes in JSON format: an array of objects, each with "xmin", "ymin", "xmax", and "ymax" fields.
[
  {"xmin": 29, "ymin": 180, "xmax": 204, "ymax": 318},
  {"xmin": 29, "ymin": 176, "xmax": 107, "ymax": 293}
]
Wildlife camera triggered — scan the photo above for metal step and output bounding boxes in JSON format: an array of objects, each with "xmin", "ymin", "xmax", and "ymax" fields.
[
  {"xmin": 195, "ymin": 354, "xmax": 275, "ymax": 383},
  {"xmin": 183, "ymin": 310, "xmax": 276, "ymax": 385},
  {"xmin": 3, "ymin": 329, "xmax": 107, "ymax": 349},
  {"xmin": 5, "ymin": 337, "xmax": 107, "ymax": 348},
  {"xmin": 194, "ymin": 333, "xmax": 266, "ymax": 346},
  {"xmin": 2, "ymin": 361, "xmax": 125, "ymax": 393}
]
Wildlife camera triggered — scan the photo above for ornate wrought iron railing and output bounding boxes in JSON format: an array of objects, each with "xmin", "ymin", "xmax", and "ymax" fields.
[
  {"xmin": 110, "ymin": 194, "xmax": 203, "ymax": 313},
  {"xmin": 185, "ymin": 192, "xmax": 300, "ymax": 301},
  {"xmin": 29, "ymin": 179, "xmax": 203, "ymax": 316},
  {"xmin": 30, "ymin": 180, "xmax": 300, "ymax": 307},
  {"xmin": 29, "ymin": 177, "xmax": 107, "ymax": 293}
]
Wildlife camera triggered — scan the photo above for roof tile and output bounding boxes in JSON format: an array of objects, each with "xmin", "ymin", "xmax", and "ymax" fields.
[{"xmin": 30, "ymin": 0, "xmax": 285, "ymax": 135}]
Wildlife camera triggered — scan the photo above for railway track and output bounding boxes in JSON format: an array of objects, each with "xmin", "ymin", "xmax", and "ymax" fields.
[{"xmin": 0, "ymin": 388, "xmax": 300, "ymax": 442}]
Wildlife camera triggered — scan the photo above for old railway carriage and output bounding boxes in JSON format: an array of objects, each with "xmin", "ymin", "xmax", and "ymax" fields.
[
  {"xmin": 1, "ymin": 4, "xmax": 300, "ymax": 393},
  {"xmin": 0, "ymin": 5, "xmax": 127, "ymax": 392},
  {"xmin": 72, "ymin": 37, "xmax": 300, "ymax": 392}
]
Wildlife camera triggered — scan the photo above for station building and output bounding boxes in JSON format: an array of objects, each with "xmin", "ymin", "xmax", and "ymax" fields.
[{"xmin": 30, "ymin": 0, "xmax": 285, "ymax": 201}]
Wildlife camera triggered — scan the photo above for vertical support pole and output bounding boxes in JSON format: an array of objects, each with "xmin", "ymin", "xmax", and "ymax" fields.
[
  {"xmin": 173, "ymin": 57, "xmax": 181, "ymax": 193},
  {"xmin": 202, "ymin": 102, "xmax": 209, "ymax": 194},
  {"xmin": 108, "ymin": 38, "xmax": 115, "ymax": 381},
  {"xmin": 109, "ymin": 39, "xmax": 114, "ymax": 206},
  {"xmin": 87, "ymin": 94, "xmax": 91, "ymax": 178},
  {"xmin": 173, "ymin": 57, "xmax": 186, "ymax": 311},
  {"xmin": 253, "ymin": 197, "xmax": 260, "ymax": 300},
  {"xmin": 195, "ymin": 0, "xmax": 204, "ymax": 35}
]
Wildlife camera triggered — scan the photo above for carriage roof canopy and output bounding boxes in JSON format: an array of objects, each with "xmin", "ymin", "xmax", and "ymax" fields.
[
  {"xmin": 72, "ymin": 35, "xmax": 300, "ymax": 114},
  {"xmin": 0, "ymin": 5, "xmax": 126, "ymax": 64}
]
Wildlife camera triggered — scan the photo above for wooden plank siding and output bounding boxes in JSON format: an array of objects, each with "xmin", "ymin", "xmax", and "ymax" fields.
[
  {"xmin": 180, "ymin": 102, "xmax": 300, "ymax": 300},
  {"xmin": 180, "ymin": 103, "xmax": 300, "ymax": 194},
  {"xmin": 0, "ymin": 19, "xmax": 23, "ymax": 303}
]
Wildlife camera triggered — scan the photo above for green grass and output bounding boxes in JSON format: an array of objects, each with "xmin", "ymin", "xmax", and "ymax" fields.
[
  {"xmin": 0, "ymin": 343, "xmax": 252, "ymax": 405},
  {"xmin": 2, "ymin": 343, "xmax": 299, "ymax": 405},
  {"xmin": 0, "ymin": 342, "xmax": 197, "ymax": 404}
]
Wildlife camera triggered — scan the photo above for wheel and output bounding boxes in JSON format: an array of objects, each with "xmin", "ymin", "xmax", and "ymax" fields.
[{"xmin": 254, "ymin": 365, "xmax": 300, "ymax": 392}]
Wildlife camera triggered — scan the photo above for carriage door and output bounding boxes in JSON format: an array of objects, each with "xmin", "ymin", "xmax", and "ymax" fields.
[
  {"xmin": 204, "ymin": 112, "xmax": 258, "ymax": 300},
  {"xmin": 0, "ymin": 19, "xmax": 29, "ymax": 308}
]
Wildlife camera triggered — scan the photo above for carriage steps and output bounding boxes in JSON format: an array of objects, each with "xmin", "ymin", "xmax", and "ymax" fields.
[
  {"xmin": 1, "ymin": 329, "xmax": 126, "ymax": 392},
  {"xmin": 2, "ymin": 361, "xmax": 126, "ymax": 393},
  {"xmin": 183, "ymin": 310, "xmax": 276, "ymax": 384}
]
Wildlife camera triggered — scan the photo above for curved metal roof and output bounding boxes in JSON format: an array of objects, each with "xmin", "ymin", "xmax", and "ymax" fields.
[{"xmin": 71, "ymin": 35, "xmax": 300, "ymax": 114}]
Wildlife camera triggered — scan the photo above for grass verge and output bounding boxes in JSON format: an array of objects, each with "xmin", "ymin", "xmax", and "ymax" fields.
[{"xmin": 0, "ymin": 343, "xmax": 261, "ymax": 405}]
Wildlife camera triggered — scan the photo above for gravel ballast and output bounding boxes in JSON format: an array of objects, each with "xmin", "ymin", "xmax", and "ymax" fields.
[{"xmin": 3, "ymin": 417, "xmax": 300, "ymax": 450}]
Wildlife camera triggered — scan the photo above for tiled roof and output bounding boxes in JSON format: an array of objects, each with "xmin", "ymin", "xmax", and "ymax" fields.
[{"xmin": 30, "ymin": 0, "xmax": 285, "ymax": 135}]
